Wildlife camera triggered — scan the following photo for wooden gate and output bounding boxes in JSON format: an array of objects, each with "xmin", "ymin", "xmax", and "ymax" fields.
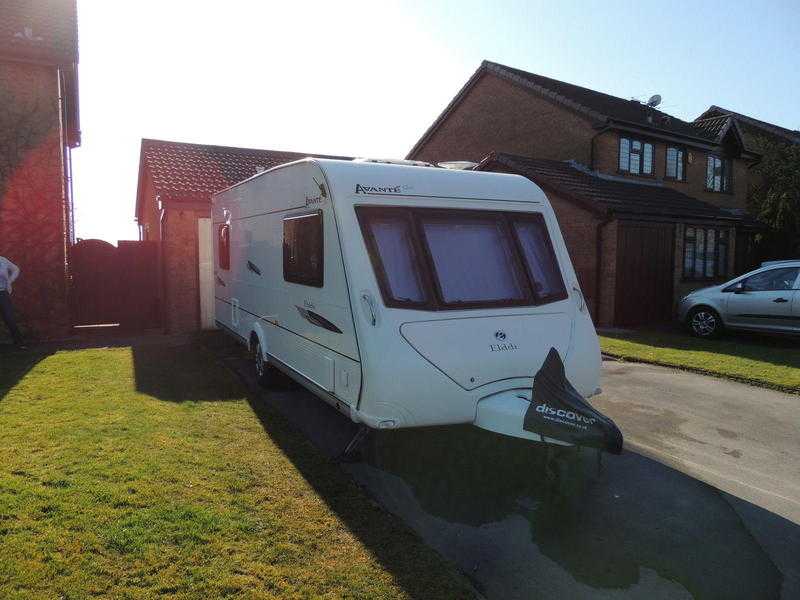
[
  {"xmin": 614, "ymin": 222, "xmax": 675, "ymax": 327},
  {"xmin": 71, "ymin": 239, "xmax": 161, "ymax": 330}
]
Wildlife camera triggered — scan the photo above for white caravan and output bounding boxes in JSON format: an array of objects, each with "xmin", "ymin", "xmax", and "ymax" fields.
[{"xmin": 213, "ymin": 159, "xmax": 622, "ymax": 454}]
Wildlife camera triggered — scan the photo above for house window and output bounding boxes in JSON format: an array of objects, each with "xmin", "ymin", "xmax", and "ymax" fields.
[
  {"xmin": 619, "ymin": 137, "xmax": 654, "ymax": 175},
  {"xmin": 705, "ymin": 155, "xmax": 732, "ymax": 192},
  {"xmin": 218, "ymin": 224, "xmax": 230, "ymax": 270},
  {"xmin": 683, "ymin": 226, "xmax": 729, "ymax": 280},
  {"xmin": 665, "ymin": 147, "xmax": 685, "ymax": 181},
  {"xmin": 283, "ymin": 211, "xmax": 324, "ymax": 287}
]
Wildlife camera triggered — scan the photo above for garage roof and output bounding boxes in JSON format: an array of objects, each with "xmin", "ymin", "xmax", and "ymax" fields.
[
  {"xmin": 477, "ymin": 153, "xmax": 752, "ymax": 223},
  {"xmin": 136, "ymin": 138, "xmax": 349, "ymax": 219}
]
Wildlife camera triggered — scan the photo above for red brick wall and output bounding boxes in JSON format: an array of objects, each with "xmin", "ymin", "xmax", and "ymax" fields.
[
  {"xmin": 598, "ymin": 220, "xmax": 618, "ymax": 327},
  {"xmin": 545, "ymin": 190, "xmax": 602, "ymax": 320},
  {"xmin": 161, "ymin": 205, "xmax": 210, "ymax": 333},
  {"xmin": 137, "ymin": 171, "xmax": 161, "ymax": 242},
  {"xmin": 0, "ymin": 61, "xmax": 70, "ymax": 341},
  {"xmin": 411, "ymin": 72, "xmax": 597, "ymax": 164},
  {"xmin": 593, "ymin": 130, "xmax": 751, "ymax": 210}
]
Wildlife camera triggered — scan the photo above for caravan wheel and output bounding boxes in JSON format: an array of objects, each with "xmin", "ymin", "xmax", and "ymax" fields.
[{"xmin": 252, "ymin": 340, "xmax": 270, "ymax": 387}]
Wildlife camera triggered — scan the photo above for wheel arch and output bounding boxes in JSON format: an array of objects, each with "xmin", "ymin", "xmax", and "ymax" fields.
[
  {"xmin": 248, "ymin": 322, "xmax": 269, "ymax": 356},
  {"xmin": 686, "ymin": 303, "xmax": 725, "ymax": 325}
]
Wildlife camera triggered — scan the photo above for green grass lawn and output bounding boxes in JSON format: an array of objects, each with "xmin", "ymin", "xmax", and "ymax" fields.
[
  {"xmin": 599, "ymin": 329, "xmax": 800, "ymax": 393},
  {"xmin": 0, "ymin": 342, "xmax": 472, "ymax": 599}
]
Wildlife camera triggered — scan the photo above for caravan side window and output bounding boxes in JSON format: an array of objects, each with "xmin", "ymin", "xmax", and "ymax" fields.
[
  {"xmin": 283, "ymin": 211, "xmax": 324, "ymax": 287},
  {"xmin": 357, "ymin": 210, "xmax": 429, "ymax": 307},
  {"xmin": 218, "ymin": 224, "xmax": 230, "ymax": 270}
]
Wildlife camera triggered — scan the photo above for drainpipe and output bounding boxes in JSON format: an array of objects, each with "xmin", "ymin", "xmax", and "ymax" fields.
[
  {"xmin": 594, "ymin": 213, "xmax": 613, "ymax": 322},
  {"xmin": 590, "ymin": 124, "xmax": 612, "ymax": 171},
  {"xmin": 158, "ymin": 196, "xmax": 168, "ymax": 332}
]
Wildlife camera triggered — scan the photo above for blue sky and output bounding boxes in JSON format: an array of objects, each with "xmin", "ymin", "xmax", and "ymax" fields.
[{"xmin": 72, "ymin": 0, "xmax": 799, "ymax": 242}]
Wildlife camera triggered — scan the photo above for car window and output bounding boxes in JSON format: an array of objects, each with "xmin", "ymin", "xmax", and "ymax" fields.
[{"xmin": 743, "ymin": 267, "xmax": 800, "ymax": 292}]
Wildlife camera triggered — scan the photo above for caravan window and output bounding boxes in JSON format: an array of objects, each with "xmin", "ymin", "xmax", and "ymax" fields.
[
  {"xmin": 512, "ymin": 217, "xmax": 567, "ymax": 302},
  {"xmin": 360, "ymin": 213, "xmax": 428, "ymax": 304},
  {"xmin": 283, "ymin": 211, "xmax": 323, "ymax": 287},
  {"xmin": 357, "ymin": 207, "xmax": 567, "ymax": 310},
  {"xmin": 419, "ymin": 213, "xmax": 528, "ymax": 305}
]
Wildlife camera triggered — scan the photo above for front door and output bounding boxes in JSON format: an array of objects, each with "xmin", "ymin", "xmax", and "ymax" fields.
[{"xmin": 725, "ymin": 266, "xmax": 800, "ymax": 331}]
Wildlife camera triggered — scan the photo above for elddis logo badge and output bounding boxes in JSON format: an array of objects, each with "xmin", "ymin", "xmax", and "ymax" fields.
[{"xmin": 490, "ymin": 331, "xmax": 517, "ymax": 352}]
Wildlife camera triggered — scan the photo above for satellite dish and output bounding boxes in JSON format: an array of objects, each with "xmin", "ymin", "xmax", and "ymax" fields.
[{"xmin": 647, "ymin": 94, "xmax": 662, "ymax": 108}]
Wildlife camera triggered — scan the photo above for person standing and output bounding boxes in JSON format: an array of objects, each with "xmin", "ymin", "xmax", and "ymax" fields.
[{"xmin": 0, "ymin": 255, "xmax": 26, "ymax": 349}]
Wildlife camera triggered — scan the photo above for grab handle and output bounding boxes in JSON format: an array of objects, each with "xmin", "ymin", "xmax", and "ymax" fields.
[
  {"xmin": 360, "ymin": 292, "xmax": 378, "ymax": 326},
  {"xmin": 573, "ymin": 286, "xmax": 586, "ymax": 312}
]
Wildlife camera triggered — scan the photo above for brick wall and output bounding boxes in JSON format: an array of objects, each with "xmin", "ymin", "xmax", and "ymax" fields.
[
  {"xmin": 598, "ymin": 220, "xmax": 618, "ymax": 327},
  {"xmin": 545, "ymin": 190, "xmax": 602, "ymax": 322},
  {"xmin": 593, "ymin": 130, "xmax": 751, "ymax": 210},
  {"xmin": 161, "ymin": 205, "xmax": 211, "ymax": 333},
  {"xmin": 0, "ymin": 61, "xmax": 70, "ymax": 341},
  {"xmin": 411, "ymin": 72, "xmax": 597, "ymax": 165},
  {"xmin": 137, "ymin": 170, "xmax": 161, "ymax": 242}
]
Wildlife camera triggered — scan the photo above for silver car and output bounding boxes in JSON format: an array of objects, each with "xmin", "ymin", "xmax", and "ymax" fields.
[{"xmin": 677, "ymin": 260, "xmax": 800, "ymax": 338}]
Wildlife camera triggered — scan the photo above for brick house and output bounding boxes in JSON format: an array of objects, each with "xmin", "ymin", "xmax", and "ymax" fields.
[
  {"xmin": 694, "ymin": 106, "xmax": 800, "ymax": 151},
  {"xmin": 135, "ymin": 139, "xmax": 346, "ymax": 332},
  {"xmin": 408, "ymin": 61, "xmax": 763, "ymax": 326},
  {"xmin": 0, "ymin": 0, "xmax": 80, "ymax": 341}
]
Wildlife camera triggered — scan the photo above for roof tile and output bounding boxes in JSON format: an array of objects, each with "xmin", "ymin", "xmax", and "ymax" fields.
[
  {"xmin": 140, "ymin": 139, "xmax": 349, "ymax": 201},
  {"xmin": 484, "ymin": 62, "xmax": 716, "ymax": 142}
]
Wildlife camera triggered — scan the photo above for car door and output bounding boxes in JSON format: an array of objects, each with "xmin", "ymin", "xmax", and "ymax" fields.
[{"xmin": 725, "ymin": 267, "xmax": 800, "ymax": 331}]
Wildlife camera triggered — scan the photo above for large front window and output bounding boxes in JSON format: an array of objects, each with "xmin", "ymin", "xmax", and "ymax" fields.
[
  {"xmin": 356, "ymin": 207, "xmax": 567, "ymax": 310},
  {"xmin": 683, "ymin": 226, "xmax": 729, "ymax": 280}
]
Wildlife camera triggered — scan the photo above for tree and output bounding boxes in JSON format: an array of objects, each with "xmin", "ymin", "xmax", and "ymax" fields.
[{"xmin": 748, "ymin": 137, "xmax": 800, "ymax": 257}]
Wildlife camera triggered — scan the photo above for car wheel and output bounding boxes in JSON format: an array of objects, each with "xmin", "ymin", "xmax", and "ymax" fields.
[
  {"xmin": 252, "ymin": 339, "xmax": 270, "ymax": 387},
  {"xmin": 687, "ymin": 307, "xmax": 722, "ymax": 338}
]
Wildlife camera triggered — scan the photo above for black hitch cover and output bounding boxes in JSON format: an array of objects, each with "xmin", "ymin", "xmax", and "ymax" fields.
[{"xmin": 523, "ymin": 347, "xmax": 623, "ymax": 454}]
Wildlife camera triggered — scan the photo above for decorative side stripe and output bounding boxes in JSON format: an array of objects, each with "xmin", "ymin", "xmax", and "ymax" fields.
[
  {"xmin": 295, "ymin": 305, "xmax": 343, "ymax": 334},
  {"xmin": 247, "ymin": 260, "xmax": 262, "ymax": 276}
]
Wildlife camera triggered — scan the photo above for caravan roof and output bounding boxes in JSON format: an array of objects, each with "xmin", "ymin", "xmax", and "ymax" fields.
[{"xmin": 217, "ymin": 158, "xmax": 546, "ymax": 205}]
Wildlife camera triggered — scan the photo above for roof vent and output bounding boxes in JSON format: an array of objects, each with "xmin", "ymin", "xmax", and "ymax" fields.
[
  {"xmin": 438, "ymin": 161, "xmax": 479, "ymax": 170},
  {"xmin": 353, "ymin": 158, "xmax": 436, "ymax": 167},
  {"xmin": 254, "ymin": 165, "xmax": 267, "ymax": 173},
  {"xmin": 646, "ymin": 94, "xmax": 662, "ymax": 108}
]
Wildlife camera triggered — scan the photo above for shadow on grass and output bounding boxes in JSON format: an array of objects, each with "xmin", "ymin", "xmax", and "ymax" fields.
[
  {"xmin": 131, "ymin": 337, "xmax": 244, "ymax": 403},
  {"xmin": 199, "ymin": 333, "xmax": 472, "ymax": 599},
  {"xmin": 0, "ymin": 346, "xmax": 54, "ymax": 401},
  {"xmin": 601, "ymin": 326, "xmax": 800, "ymax": 371}
]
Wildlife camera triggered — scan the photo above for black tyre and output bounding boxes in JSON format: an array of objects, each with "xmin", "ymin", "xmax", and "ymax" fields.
[
  {"xmin": 687, "ymin": 306, "xmax": 723, "ymax": 338},
  {"xmin": 252, "ymin": 339, "xmax": 270, "ymax": 387}
]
